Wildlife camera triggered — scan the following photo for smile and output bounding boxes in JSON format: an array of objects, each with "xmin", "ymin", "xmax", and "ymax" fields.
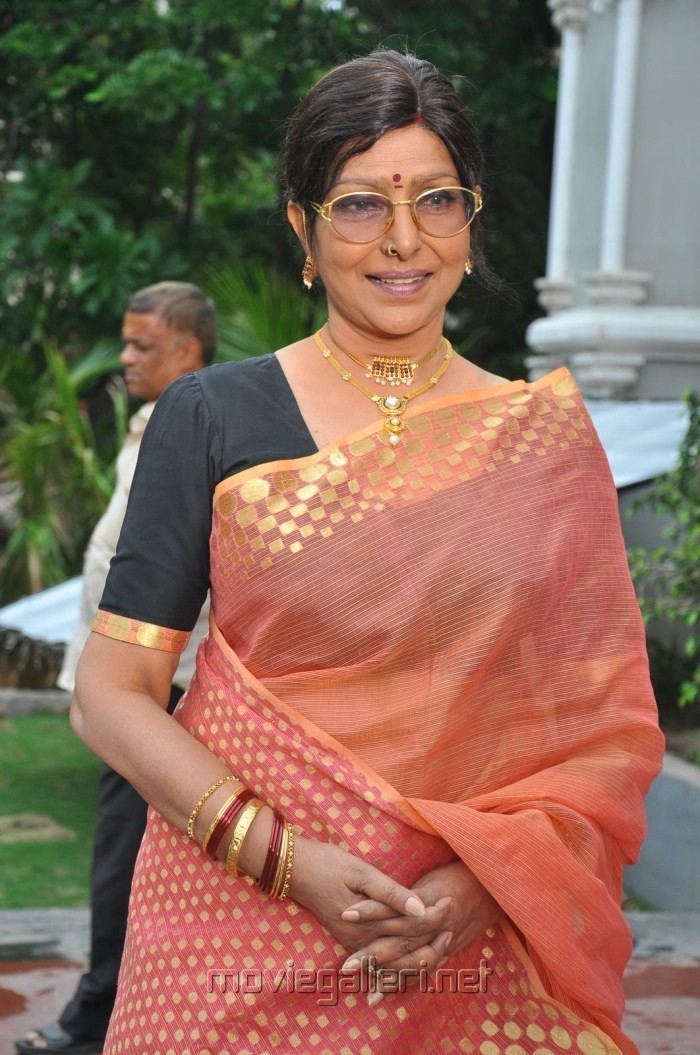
[{"xmin": 367, "ymin": 271, "xmax": 431, "ymax": 296}]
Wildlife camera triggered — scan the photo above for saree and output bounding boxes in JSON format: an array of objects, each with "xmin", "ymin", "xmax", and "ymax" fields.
[{"xmin": 100, "ymin": 368, "xmax": 663, "ymax": 1055}]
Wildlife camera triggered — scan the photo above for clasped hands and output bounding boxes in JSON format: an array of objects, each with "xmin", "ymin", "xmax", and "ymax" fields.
[{"xmin": 289, "ymin": 838, "xmax": 501, "ymax": 1007}]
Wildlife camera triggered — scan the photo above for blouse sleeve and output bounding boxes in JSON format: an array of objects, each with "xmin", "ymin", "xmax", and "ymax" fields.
[{"xmin": 94, "ymin": 373, "xmax": 220, "ymax": 654}]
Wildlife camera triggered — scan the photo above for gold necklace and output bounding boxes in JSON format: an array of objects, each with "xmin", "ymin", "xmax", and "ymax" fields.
[
  {"xmin": 313, "ymin": 329, "xmax": 454, "ymax": 446},
  {"xmin": 336, "ymin": 339, "xmax": 442, "ymax": 388}
]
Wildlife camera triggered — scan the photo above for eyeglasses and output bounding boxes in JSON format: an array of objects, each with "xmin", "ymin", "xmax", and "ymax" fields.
[{"xmin": 310, "ymin": 185, "xmax": 483, "ymax": 244}]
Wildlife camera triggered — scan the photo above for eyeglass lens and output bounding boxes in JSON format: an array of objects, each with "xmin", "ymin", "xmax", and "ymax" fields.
[{"xmin": 329, "ymin": 188, "xmax": 476, "ymax": 241}]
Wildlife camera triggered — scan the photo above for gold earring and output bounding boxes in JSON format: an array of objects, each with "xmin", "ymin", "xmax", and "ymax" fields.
[
  {"xmin": 464, "ymin": 256, "xmax": 474, "ymax": 276},
  {"xmin": 301, "ymin": 255, "xmax": 316, "ymax": 290}
]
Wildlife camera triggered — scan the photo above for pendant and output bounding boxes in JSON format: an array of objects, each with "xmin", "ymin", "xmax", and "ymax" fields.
[
  {"xmin": 367, "ymin": 356, "xmax": 417, "ymax": 387},
  {"xmin": 375, "ymin": 393, "xmax": 409, "ymax": 445}
]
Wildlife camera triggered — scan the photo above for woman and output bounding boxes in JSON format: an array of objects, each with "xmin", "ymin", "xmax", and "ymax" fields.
[{"xmin": 73, "ymin": 50, "xmax": 663, "ymax": 1055}]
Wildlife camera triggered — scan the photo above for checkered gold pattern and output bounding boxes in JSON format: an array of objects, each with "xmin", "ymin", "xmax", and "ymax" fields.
[{"xmin": 212, "ymin": 371, "xmax": 590, "ymax": 581}]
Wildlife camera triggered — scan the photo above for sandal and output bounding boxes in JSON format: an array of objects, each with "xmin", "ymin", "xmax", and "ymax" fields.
[{"xmin": 15, "ymin": 1023, "xmax": 104, "ymax": 1054}]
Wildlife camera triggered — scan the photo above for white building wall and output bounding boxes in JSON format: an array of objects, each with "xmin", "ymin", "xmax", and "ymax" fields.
[{"xmin": 528, "ymin": 0, "xmax": 700, "ymax": 399}]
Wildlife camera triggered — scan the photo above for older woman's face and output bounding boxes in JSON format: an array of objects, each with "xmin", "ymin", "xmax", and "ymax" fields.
[{"xmin": 291, "ymin": 124, "xmax": 471, "ymax": 341}]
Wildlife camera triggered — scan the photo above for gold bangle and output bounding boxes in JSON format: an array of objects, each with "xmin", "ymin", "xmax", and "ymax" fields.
[
  {"xmin": 271, "ymin": 823, "xmax": 290, "ymax": 900},
  {"xmin": 225, "ymin": 799, "xmax": 263, "ymax": 877},
  {"xmin": 278, "ymin": 824, "xmax": 295, "ymax": 901},
  {"xmin": 186, "ymin": 775, "xmax": 238, "ymax": 842},
  {"xmin": 201, "ymin": 789, "xmax": 242, "ymax": 853}
]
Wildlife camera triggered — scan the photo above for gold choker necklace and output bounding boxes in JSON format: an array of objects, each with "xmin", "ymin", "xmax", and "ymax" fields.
[
  {"xmin": 313, "ymin": 330, "xmax": 453, "ymax": 446},
  {"xmin": 336, "ymin": 340, "xmax": 442, "ymax": 387}
]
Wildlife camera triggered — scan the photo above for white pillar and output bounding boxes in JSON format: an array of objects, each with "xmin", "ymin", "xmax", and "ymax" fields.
[
  {"xmin": 586, "ymin": 0, "xmax": 650, "ymax": 306},
  {"xmin": 601, "ymin": 0, "xmax": 643, "ymax": 272},
  {"xmin": 535, "ymin": 0, "xmax": 588, "ymax": 314}
]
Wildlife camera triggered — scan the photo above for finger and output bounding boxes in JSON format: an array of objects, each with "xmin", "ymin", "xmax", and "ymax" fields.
[
  {"xmin": 353, "ymin": 866, "xmax": 426, "ymax": 917},
  {"xmin": 343, "ymin": 894, "xmax": 452, "ymax": 924},
  {"xmin": 339, "ymin": 910, "xmax": 455, "ymax": 972},
  {"xmin": 341, "ymin": 899, "xmax": 395, "ymax": 923},
  {"xmin": 375, "ymin": 931, "xmax": 452, "ymax": 980},
  {"xmin": 375, "ymin": 943, "xmax": 440, "ymax": 991},
  {"xmin": 341, "ymin": 931, "xmax": 430, "ymax": 972},
  {"xmin": 431, "ymin": 929, "xmax": 454, "ymax": 957},
  {"xmin": 358, "ymin": 900, "xmax": 452, "ymax": 937}
]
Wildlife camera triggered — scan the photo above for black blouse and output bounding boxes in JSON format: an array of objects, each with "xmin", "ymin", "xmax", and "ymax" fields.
[{"xmin": 99, "ymin": 356, "xmax": 318, "ymax": 631}]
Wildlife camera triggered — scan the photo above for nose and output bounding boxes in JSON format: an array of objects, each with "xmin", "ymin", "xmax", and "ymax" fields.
[
  {"xmin": 121, "ymin": 343, "xmax": 137, "ymax": 366},
  {"xmin": 384, "ymin": 201, "xmax": 421, "ymax": 258}
]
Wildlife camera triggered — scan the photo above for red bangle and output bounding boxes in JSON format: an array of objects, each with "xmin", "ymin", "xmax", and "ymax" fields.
[
  {"xmin": 207, "ymin": 789, "xmax": 254, "ymax": 859},
  {"xmin": 259, "ymin": 810, "xmax": 284, "ymax": 894},
  {"xmin": 259, "ymin": 811, "xmax": 281, "ymax": 892}
]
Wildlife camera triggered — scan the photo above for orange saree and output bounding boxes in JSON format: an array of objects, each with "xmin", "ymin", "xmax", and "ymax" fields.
[{"xmin": 99, "ymin": 369, "xmax": 663, "ymax": 1055}]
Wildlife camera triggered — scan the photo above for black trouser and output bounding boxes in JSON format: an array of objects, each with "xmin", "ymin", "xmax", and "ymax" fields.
[{"xmin": 58, "ymin": 685, "xmax": 184, "ymax": 1041}]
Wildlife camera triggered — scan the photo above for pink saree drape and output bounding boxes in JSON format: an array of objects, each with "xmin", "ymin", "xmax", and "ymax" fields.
[{"xmin": 100, "ymin": 369, "xmax": 663, "ymax": 1055}]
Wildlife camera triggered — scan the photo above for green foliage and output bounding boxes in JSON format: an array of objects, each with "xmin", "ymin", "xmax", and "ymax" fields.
[
  {"xmin": 0, "ymin": 346, "xmax": 125, "ymax": 601},
  {"xmin": 0, "ymin": 157, "xmax": 187, "ymax": 366},
  {"xmin": 208, "ymin": 264, "xmax": 326, "ymax": 361},
  {"xmin": 1, "ymin": 0, "xmax": 555, "ymax": 376},
  {"xmin": 629, "ymin": 392, "xmax": 700, "ymax": 708}
]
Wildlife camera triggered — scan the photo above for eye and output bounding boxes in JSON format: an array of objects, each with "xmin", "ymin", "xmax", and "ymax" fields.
[
  {"xmin": 333, "ymin": 194, "xmax": 388, "ymax": 220},
  {"xmin": 417, "ymin": 189, "xmax": 459, "ymax": 212}
]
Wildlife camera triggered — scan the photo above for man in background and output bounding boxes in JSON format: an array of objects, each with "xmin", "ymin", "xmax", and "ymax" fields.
[{"xmin": 16, "ymin": 282, "xmax": 216, "ymax": 1055}]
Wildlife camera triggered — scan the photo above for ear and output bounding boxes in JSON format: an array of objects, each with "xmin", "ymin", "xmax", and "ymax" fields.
[
  {"xmin": 177, "ymin": 335, "xmax": 206, "ymax": 371},
  {"xmin": 287, "ymin": 202, "xmax": 310, "ymax": 254}
]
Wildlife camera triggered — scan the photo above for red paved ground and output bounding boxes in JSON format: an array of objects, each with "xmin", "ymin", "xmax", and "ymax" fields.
[
  {"xmin": 1, "ymin": 958, "xmax": 698, "ymax": 1054},
  {"xmin": 623, "ymin": 959, "xmax": 700, "ymax": 1055},
  {"xmin": 0, "ymin": 960, "xmax": 85, "ymax": 1054}
]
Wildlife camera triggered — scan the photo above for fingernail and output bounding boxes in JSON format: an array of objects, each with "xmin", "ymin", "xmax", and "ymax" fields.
[
  {"xmin": 442, "ymin": 931, "xmax": 453, "ymax": 951},
  {"xmin": 341, "ymin": 909, "xmax": 360, "ymax": 921},
  {"xmin": 435, "ymin": 897, "xmax": 453, "ymax": 911},
  {"xmin": 367, "ymin": 991, "xmax": 384, "ymax": 1008},
  {"xmin": 405, "ymin": 895, "xmax": 425, "ymax": 917},
  {"xmin": 340, "ymin": 957, "xmax": 361, "ymax": 972}
]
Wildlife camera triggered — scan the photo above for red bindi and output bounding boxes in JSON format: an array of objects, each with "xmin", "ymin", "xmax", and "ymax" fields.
[{"xmin": 392, "ymin": 173, "xmax": 402, "ymax": 183}]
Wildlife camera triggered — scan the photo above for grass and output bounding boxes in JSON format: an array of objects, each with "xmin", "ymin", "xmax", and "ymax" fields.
[{"xmin": 0, "ymin": 712, "xmax": 101, "ymax": 907}]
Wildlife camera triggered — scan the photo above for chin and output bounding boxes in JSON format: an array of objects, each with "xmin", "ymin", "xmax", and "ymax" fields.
[{"xmin": 369, "ymin": 311, "xmax": 438, "ymax": 336}]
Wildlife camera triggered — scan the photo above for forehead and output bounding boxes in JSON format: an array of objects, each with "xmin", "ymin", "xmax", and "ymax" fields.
[
  {"xmin": 122, "ymin": 311, "xmax": 173, "ymax": 342},
  {"xmin": 333, "ymin": 125, "xmax": 458, "ymax": 188}
]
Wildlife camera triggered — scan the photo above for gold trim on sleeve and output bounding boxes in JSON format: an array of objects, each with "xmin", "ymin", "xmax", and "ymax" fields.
[{"xmin": 91, "ymin": 610, "xmax": 191, "ymax": 653}]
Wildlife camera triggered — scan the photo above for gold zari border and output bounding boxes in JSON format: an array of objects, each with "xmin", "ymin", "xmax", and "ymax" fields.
[{"xmin": 91, "ymin": 610, "xmax": 190, "ymax": 653}]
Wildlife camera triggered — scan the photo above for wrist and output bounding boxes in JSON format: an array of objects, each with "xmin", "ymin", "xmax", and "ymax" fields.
[{"xmin": 286, "ymin": 834, "xmax": 316, "ymax": 907}]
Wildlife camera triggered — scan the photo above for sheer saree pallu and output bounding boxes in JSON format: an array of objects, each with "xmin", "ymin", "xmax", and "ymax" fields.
[{"xmin": 102, "ymin": 369, "xmax": 663, "ymax": 1055}]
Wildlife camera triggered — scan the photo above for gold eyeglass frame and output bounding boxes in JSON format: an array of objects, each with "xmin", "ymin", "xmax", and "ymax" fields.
[{"xmin": 310, "ymin": 185, "xmax": 483, "ymax": 244}]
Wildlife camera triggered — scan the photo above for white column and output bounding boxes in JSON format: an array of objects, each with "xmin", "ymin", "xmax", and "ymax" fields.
[
  {"xmin": 601, "ymin": 0, "xmax": 643, "ymax": 271},
  {"xmin": 535, "ymin": 0, "xmax": 588, "ymax": 314},
  {"xmin": 586, "ymin": 0, "xmax": 650, "ymax": 305}
]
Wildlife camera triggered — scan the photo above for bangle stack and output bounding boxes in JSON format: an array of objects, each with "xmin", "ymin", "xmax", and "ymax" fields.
[
  {"xmin": 186, "ymin": 778, "xmax": 295, "ymax": 900},
  {"xmin": 203, "ymin": 788, "xmax": 252, "ymax": 857},
  {"xmin": 258, "ymin": 809, "xmax": 295, "ymax": 901},
  {"xmin": 225, "ymin": 798, "xmax": 264, "ymax": 877}
]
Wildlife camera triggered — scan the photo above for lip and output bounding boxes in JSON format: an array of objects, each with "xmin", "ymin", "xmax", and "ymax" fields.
[
  {"xmin": 368, "ymin": 269, "xmax": 431, "ymax": 280},
  {"xmin": 366, "ymin": 269, "xmax": 432, "ymax": 297}
]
